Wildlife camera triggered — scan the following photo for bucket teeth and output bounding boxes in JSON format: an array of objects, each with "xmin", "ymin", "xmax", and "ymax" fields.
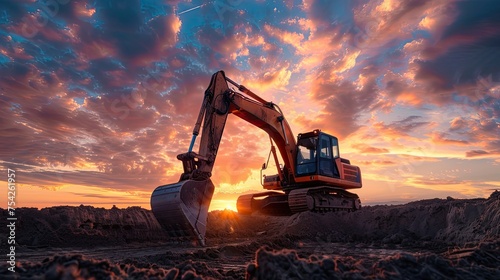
[{"xmin": 151, "ymin": 179, "xmax": 214, "ymax": 246}]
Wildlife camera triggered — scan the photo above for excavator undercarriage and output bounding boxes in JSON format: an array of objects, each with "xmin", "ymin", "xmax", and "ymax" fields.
[{"xmin": 236, "ymin": 187, "xmax": 361, "ymax": 216}]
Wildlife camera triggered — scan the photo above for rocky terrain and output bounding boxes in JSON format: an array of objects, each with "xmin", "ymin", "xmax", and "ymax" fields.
[{"xmin": 1, "ymin": 191, "xmax": 499, "ymax": 279}]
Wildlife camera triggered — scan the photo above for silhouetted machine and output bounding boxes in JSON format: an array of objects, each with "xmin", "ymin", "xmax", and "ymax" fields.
[{"xmin": 151, "ymin": 71, "xmax": 362, "ymax": 245}]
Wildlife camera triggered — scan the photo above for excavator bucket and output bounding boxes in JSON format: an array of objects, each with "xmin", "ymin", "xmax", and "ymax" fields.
[{"xmin": 150, "ymin": 179, "xmax": 215, "ymax": 246}]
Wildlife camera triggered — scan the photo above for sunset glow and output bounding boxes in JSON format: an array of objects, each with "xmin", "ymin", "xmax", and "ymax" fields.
[{"xmin": 1, "ymin": 0, "xmax": 499, "ymax": 211}]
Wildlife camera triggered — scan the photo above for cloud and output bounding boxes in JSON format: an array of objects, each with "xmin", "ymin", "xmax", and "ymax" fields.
[
  {"xmin": 211, "ymin": 121, "xmax": 269, "ymax": 185},
  {"xmin": 263, "ymin": 24, "xmax": 304, "ymax": 49},
  {"xmin": 308, "ymin": 67, "xmax": 380, "ymax": 138},
  {"xmin": 449, "ymin": 117, "xmax": 467, "ymax": 131},
  {"xmin": 245, "ymin": 66, "xmax": 292, "ymax": 91},
  {"xmin": 429, "ymin": 132, "xmax": 469, "ymax": 146},
  {"xmin": 389, "ymin": 116, "xmax": 430, "ymax": 133},
  {"xmin": 466, "ymin": 149, "xmax": 500, "ymax": 158},
  {"xmin": 373, "ymin": 116, "xmax": 432, "ymax": 139},
  {"xmin": 412, "ymin": 1, "xmax": 500, "ymax": 104},
  {"xmin": 410, "ymin": 178, "xmax": 463, "ymax": 186},
  {"xmin": 465, "ymin": 150, "xmax": 490, "ymax": 158},
  {"xmin": 398, "ymin": 154, "xmax": 441, "ymax": 162},
  {"xmin": 357, "ymin": 160, "xmax": 396, "ymax": 166},
  {"xmin": 352, "ymin": 144, "xmax": 389, "ymax": 154},
  {"xmin": 302, "ymin": 0, "xmax": 353, "ymax": 28}
]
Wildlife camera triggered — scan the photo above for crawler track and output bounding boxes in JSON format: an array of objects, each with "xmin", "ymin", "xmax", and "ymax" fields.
[{"xmin": 288, "ymin": 186, "xmax": 361, "ymax": 214}]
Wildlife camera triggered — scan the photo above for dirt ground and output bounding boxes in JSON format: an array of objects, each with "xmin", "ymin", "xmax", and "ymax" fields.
[{"xmin": 1, "ymin": 191, "xmax": 499, "ymax": 279}]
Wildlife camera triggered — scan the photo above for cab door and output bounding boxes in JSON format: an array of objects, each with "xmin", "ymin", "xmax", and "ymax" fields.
[{"xmin": 319, "ymin": 134, "xmax": 340, "ymax": 178}]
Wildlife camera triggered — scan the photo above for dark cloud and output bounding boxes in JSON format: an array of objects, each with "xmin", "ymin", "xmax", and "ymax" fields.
[
  {"xmin": 441, "ymin": 0, "xmax": 500, "ymax": 41},
  {"xmin": 416, "ymin": 37, "xmax": 500, "ymax": 98},
  {"xmin": 0, "ymin": 0, "xmax": 27, "ymax": 20},
  {"xmin": 465, "ymin": 141, "xmax": 500, "ymax": 158},
  {"xmin": 306, "ymin": 0, "xmax": 353, "ymax": 27},
  {"xmin": 431, "ymin": 132, "xmax": 469, "ymax": 146},
  {"xmin": 372, "ymin": 116, "xmax": 432, "ymax": 140},
  {"xmin": 414, "ymin": 1, "xmax": 500, "ymax": 103},
  {"xmin": 486, "ymin": 140, "xmax": 500, "ymax": 151},
  {"xmin": 98, "ymin": 0, "xmax": 142, "ymax": 31},
  {"xmin": 390, "ymin": 116, "xmax": 430, "ymax": 134},
  {"xmin": 309, "ymin": 66, "xmax": 380, "ymax": 138},
  {"xmin": 0, "ymin": 61, "xmax": 31, "ymax": 79},
  {"xmin": 465, "ymin": 150, "xmax": 490, "ymax": 158}
]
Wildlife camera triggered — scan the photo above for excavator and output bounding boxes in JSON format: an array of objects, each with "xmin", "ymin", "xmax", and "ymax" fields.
[{"xmin": 151, "ymin": 71, "xmax": 362, "ymax": 246}]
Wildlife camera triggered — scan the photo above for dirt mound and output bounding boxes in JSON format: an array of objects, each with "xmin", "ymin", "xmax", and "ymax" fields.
[
  {"xmin": 2, "ymin": 192, "xmax": 498, "ymax": 248},
  {"xmin": 1, "ymin": 192, "xmax": 498, "ymax": 279},
  {"xmin": 0, "ymin": 205, "xmax": 167, "ymax": 247},
  {"xmin": 273, "ymin": 193, "xmax": 500, "ymax": 245},
  {"xmin": 207, "ymin": 192, "xmax": 499, "ymax": 246},
  {"xmin": 246, "ymin": 241, "xmax": 500, "ymax": 279}
]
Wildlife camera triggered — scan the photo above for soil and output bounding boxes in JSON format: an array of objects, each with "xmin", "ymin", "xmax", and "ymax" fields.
[{"xmin": 1, "ymin": 191, "xmax": 499, "ymax": 279}]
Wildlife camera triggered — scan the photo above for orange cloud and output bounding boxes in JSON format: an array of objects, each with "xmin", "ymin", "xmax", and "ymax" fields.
[
  {"xmin": 429, "ymin": 132, "xmax": 469, "ymax": 146},
  {"xmin": 449, "ymin": 117, "xmax": 468, "ymax": 131},
  {"xmin": 352, "ymin": 143, "xmax": 389, "ymax": 154},
  {"xmin": 263, "ymin": 24, "xmax": 304, "ymax": 48},
  {"xmin": 357, "ymin": 160, "xmax": 396, "ymax": 166},
  {"xmin": 244, "ymin": 65, "xmax": 292, "ymax": 91}
]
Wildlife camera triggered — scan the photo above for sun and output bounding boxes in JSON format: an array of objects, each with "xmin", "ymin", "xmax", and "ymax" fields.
[{"xmin": 224, "ymin": 204, "xmax": 237, "ymax": 212}]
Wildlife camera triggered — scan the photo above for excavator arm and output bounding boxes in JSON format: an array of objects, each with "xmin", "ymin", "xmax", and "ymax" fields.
[{"xmin": 151, "ymin": 71, "xmax": 296, "ymax": 246}]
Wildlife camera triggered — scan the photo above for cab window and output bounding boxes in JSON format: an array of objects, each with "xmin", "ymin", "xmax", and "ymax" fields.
[
  {"xmin": 296, "ymin": 136, "xmax": 317, "ymax": 175},
  {"xmin": 331, "ymin": 137, "xmax": 339, "ymax": 158},
  {"xmin": 320, "ymin": 136, "xmax": 331, "ymax": 158}
]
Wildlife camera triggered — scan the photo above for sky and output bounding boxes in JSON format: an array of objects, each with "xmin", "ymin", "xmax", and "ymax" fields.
[{"xmin": 1, "ymin": 0, "xmax": 499, "ymax": 211}]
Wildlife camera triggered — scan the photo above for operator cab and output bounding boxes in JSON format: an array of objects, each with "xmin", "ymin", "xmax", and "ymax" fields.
[
  {"xmin": 296, "ymin": 129, "xmax": 341, "ymax": 178},
  {"xmin": 263, "ymin": 129, "xmax": 361, "ymax": 190}
]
